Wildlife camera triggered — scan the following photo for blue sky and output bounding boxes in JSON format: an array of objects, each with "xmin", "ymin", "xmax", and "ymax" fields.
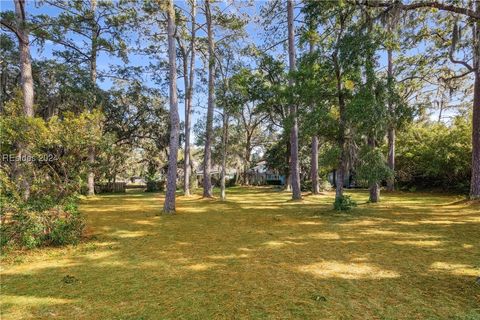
[
  {"xmin": 0, "ymin": 0, "xmax": 271, "ymax": 126},
  {"xmin": 1, "ymin": 0, "xmax": 471, "ymax": 125}
]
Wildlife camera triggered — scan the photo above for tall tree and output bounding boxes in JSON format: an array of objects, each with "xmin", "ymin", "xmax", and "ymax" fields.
[
  {"xmin": 216, "ymin": 49, "xmax": 234, "ymax": 201},
  {"xmin": 37, "ymin": 0, "xmax": 130, "ymax": 196},
  {"xmin": 386, "ymin": 17, "xmax": 396, "ymax": 192},
  {"xmin": 220, "ymin": 109, "xmax": 229, "ymax": 200},
  {"xmin": 163, "ymin": 0, "xmax": 179, "ymax": 214},
  {"xmin": 7, "ymin": 0, "xmax": 34, "ymax": 117},
  {"xmin": 361, "ymin": 0, "xmax": 480, "ymax": 199},
  {"xmin": 226, "ymin": 69, "xmax": 268, "ymax": 185},
  {"xmin": 177, "ymin": 0, "xmax": 197, "ymax": 197},
  {"xmin": 308, "ymin": 41, "xmax": 320, "ymax": 195},
  {"xmin": 287, "ymin": 0, "xmax": 302, "ymax": 200},
  {"xmin": 86, "ymin": 0, "xmax": 98, "ymax": 196},
  {"xmin": 332, "ymin": 12, "xmax": 348, "ymax": 202},
  {"xmin": 202, "ymin": 0, "xmax": 215, "ymax": 198},
  {"xmin": 1, "ymin": 0, "xmax": 34, "ymax": 199}
]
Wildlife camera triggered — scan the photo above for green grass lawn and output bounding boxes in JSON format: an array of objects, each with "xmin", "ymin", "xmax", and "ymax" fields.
[{"xmin": 1, "ymin": 187, "xmax": 479, "ymax": 319}]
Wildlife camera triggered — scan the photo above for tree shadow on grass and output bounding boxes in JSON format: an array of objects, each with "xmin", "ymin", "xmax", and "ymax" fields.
[{"xmin": 1, "ymin": 188, "xmax": 479, "ymax": 319}]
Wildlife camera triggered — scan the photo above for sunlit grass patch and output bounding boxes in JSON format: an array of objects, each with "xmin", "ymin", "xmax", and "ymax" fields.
[
  {"xmin": 1, "ymin": 187, "xmax": 479, "ymax": 319},
  {"xmin": 298, "ymin": 260, "xmax": 400, "ymax": 279}
]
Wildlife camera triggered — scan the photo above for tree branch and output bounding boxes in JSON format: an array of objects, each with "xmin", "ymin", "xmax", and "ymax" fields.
[
  {"xmin": 0, "ymin": 19, "xmax": 24, "ymax": 42},
  {"xmin": 357, "ymin": 1, "xmax": 480, "ymax": 20}
]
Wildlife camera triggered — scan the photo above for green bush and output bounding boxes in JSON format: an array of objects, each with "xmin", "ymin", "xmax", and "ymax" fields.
[
  {"xmin": 16, "ymin": 212, "xmax": 45, "ymax": 249},
  {"xmin": 333, "ymin": 195, "xmax": 357, "ymax": 211},
  {"xmin": 1, "ymin": 196, "xmax": 85, "ymax": 249},
  {"xmin": 145, "ymin": 180, "xmax": 165, "ymax": 192},
  {"xmin": 301, "ymin": 180, "xmax": 312, "ymax": 192},
  {"xmin": 319, "ymin": 179, "xmax": 333, "ymax": 191},
  {"xmin": 48, "ymin": 212, "xmax": 84, "ymax": 246},
  {"xmin": 395, "ymin": 116, "xmax": 471, "ymax": 192},
  {"xmin": 301, "ymin": 179, "xmax": 333, "ymax": 192}
]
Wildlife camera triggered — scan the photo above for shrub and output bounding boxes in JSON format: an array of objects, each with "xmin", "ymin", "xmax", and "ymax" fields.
[
  {"xmin": 226, "ymin": 177, "xmax": 236, "ymax": 188},
  {"xmin": 319, "ymin": 179, "xmax": 333, "ymax": 191},
  {"xmin": 333, "ymin": 195, "xmax": 357, "ymax": 211},
  {"xmin": 301, "ymin": 180, "xmax": 312, "ymax": 192},
  {"xmin": 146, "ymin": 181, "xmax": 165, "ymax": 192},
  {"xmin": 48, "ymin": 212, "xmax": 84, "ymax": 246},
  {"xmin": 301, "ymin": 179, "xmax": 332, "ymax": 192},
  {"xmin": 1, "ymin": 196, "xmax": 85, "ymax": 249},
  {"xmin": 14, "ymin": 212, "xmax": 45, "ymax": 249},
  {"xmin": 395, "ymin": 116, "xmax": 471, "ymax": 192}
]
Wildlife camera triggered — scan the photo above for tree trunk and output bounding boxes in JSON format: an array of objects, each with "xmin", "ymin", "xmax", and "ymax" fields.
[
  {"xmin": 471, "ymin": 69, "xmax": 480, "ymax": 199},
  {"xmin": 284, "ymin": 138, "xmax": 291, "ymax": 191},
  {"xmin": 14, "ymin": 0, "xmax": 34, "ymax": 200},
  {"xmin": 163, "ymin": 0, "xmax": 180, "ymax": 214},
  {"xmin": 308, "ymin": 42, "xmax": 319, "ymax": 195},
  {"xmin": 470, "ymin": 4, "xmax": 480, "ymax": 199},
  {"xmin": 182, "ymin": 54, "xmax": 190, "ymax": 196},
  {"xmin": 87, "ymin": 0, "xmax": 98, "ymax": 196},
  {"xmin": 386, "ymin": 47, "xmax": 395, "ymax": 192},
  {"xmin": 220, "ymin": 113, "xmax": 229, "ymax": 200},
  {"xmin": 368, "ymin": 137, "xmax": 380, "ymax": 203},
  {"xmin": 243, "ymin": 164, "xmax": 249, "ymax": 185},
  {"xmin": 387, "ymin": 127, "xmax": 395, "ymax": 191},
  {"xmin": 287, "ymin": 0, "xmax": 301, "ymax": 200},
  {"xmin": 87, "ymin": 147, "xmax": 95, "ymax": 195},
  {"xmin": 369, "ymin": 181, "xmax": 380, "ymax": 202},
  {"xmin": 15, "ymin": 1, "xmax": 34, "ymax": 117},
  {"xmin": 203, "ymin": 0, "xmax": 214, "ymax": 198},
  {"xmin": 243, "ymin": 137, "xmax": 251, "ymax": 185},
  {"xmin": 311, "ymin": 136, "xmax": 319, "ymax": 194},
  {"xmin": 183, "ymin": 0, "xmax": 196, "ymax": 197},
  {"xmin": 333, "ymin": 55, "xmax": 346, "ymax": 201}
]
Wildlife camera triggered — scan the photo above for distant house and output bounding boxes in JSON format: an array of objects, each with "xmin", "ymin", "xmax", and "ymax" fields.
[
  {"xmin": 196, "ymin": 166, "xmax": 237, "ymax": 186},
  {"xmin": 248, "ymin": 162, "xmax": 355, "ymax": 188},
  {"xmin": 130, "ymin": 176, "xmax": 146, "ymax": 185},
  {"xmin": 248, "ymin": 161, "xmax": 285, "ymax": 185}
]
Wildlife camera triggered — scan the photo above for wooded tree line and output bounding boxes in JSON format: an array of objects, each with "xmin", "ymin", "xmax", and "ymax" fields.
[{"xmin": 1, "ymin": 0, "xmax": 478, "ymax": 215}]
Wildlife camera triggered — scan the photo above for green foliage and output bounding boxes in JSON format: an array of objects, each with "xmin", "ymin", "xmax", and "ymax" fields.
[
  {"xmin": 395, "ymin": 116, "xmax": 471, "ymax": 192},
  {"xmin": 333, "ymin": 195, "xmax": 357, "ymax": 211},
  {"xmin": 300, "ymin": 180, "xmax": 312, "ymax": 192},
  {"xmin": 1, "ymin": 197, "xmax": 85, "ymax": 249},
  {"xmin": 356, "ymin": 147, "xmax": 393, "ymax": 187},
  {"xmin": 48, "ymin": 212, "xmax": 84, "ymax": 246},
  {"xmin": 319, "ymin": 179, "xmax": 333, "ymax": 191},
  {"xmin": 0, "ymin": 99, "xmax": 97, "ymax": 249},
  {"xmin": 1, "ymin": 98, "xmax": 105, "ymax": 199},
  {"xmin": 318, "ymin": 144, "xmax": 341, "ymax": 173},
  {"xmin": 264, "ymin": 135, "xmax": 289, "ymax": 176},
  {"xmin": 146, "ymin": 181, "xmax": 165, "ymax": 192},
  {"xmin": 300, "ymin": 179, "xmax": 332, "ymax": 192}
]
